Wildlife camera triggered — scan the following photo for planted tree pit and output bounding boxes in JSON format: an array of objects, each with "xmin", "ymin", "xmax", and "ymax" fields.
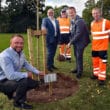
[{"xmin": 27, "ymin": 73, "xmax": 79, "ymax": 103}]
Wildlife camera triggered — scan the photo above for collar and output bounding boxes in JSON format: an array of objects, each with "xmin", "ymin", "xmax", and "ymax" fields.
[
  {"xmin": 48, "ymin": 17, "xmax": 55, "ymax": 21},
  {"xmin": 9, "ymin": 47, "xmax": 22, "ymax": 56}
]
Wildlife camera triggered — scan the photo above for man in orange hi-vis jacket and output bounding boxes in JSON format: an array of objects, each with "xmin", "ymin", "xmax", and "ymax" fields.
[
  {"xmin": 57, "ymin": 8, "xmax": 71, "ymax": 61},
  {"xmin": 91, "ymin": 7, "xmax": 110, "ymax": 85}
]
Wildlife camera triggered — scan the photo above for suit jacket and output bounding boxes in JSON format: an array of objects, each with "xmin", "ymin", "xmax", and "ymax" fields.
[
  {"xmin": 70, "ymin": 15, "xmax": 90, "ymax": 48},
  {"xmin": 41, "ymin": 17, "xmax": 60, "ymax": 45}
]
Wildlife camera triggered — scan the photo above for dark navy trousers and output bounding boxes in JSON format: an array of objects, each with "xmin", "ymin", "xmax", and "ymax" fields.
[
  {"xmin": 0, "ymin": 78, "xmax": 39, "ymax": 103},
  {"xmin": 73, "ymin": 45, "xmax": 84, "ymax": 74},
  {"xmin": 47, "ymin": 38, "xmax": 57, "ymax": 68}
]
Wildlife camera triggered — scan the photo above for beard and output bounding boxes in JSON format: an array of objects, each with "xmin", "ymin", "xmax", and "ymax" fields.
[{"xmin": 13, "ymin": 47, "xmax": 23, "ymax": 54}]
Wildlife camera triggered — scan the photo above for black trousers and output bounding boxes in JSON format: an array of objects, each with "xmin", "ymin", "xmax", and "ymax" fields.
[
  {"xmin": 59, "ymin": 34, "xmax": 70, "ymax": 44},
  {"xmin": 73, "ymin": 45, "xmax": 85, "ymax": 74},
  {"xmin": 0, "ymin": 78, "xmax": 39, "ymax": 103},
  {"xmin": 92, "ymin": 51, "xmax": 107, "ymax": 59}
]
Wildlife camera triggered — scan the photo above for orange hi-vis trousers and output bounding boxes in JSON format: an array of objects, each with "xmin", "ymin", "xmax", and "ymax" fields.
[
  {"xmin": 92, "ymin": 51, "xmax": 107, "ymax": 81},
  {"xmin": 59, "ymin": 44, "xmax": 71, "ymax": 59}
]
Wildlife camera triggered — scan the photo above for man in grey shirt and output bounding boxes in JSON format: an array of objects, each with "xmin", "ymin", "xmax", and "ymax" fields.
[{"xmin": 0, "ymin": 34, "xmax": 44, "ymax": 109}]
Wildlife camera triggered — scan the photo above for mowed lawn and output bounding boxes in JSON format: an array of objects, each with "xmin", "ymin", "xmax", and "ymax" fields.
[{"xmin": 0, "ymin": 33, "xmax": 110, "ymax": 110}]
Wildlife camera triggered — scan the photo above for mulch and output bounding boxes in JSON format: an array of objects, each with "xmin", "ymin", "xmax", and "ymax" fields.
[{"xmin": 27, "ymin": 73, "xmax": 79, "ymax": 103}]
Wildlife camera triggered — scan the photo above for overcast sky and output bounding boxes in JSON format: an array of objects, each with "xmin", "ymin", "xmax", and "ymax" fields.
[
  {"xmin": 1, "ymin": 0, "xmax": 6, "ymax": 5},
  {"xmin": 45, "ymin": 0, "xmax": 88, "ymax": 16}
]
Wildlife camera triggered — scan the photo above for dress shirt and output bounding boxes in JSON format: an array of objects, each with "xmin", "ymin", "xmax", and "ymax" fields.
[
  {"xmin": 70, "ymin": 19, "xmax": 74, "ymax": 32},
  {"xmin": 0, "ymin": 47, "xmax": 40, "ymax": 81}
]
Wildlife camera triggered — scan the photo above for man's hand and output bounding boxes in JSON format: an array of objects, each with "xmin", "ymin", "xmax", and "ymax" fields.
[
  {"xmin": 27, "ymin": 72, "xmax": 33, "ymax": 79},
  {"xmin": 38, "ymin": 71, "xmax": 45, "ymax": 76},
  {"xmin": 58, "ymin": 45, "xmax": 61, "ymax": 48},
  {"xmin": 38, "ymin": 71, "xmax": 45, "ymax": 79},
  {"xmin": 41, "ymin": 27, "xmax": 47, "ymax": 36}
]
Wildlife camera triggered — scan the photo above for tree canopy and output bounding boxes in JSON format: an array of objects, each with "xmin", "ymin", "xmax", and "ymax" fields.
[
  {"xmin": 83, "ymin": 0, "xmax": 110, "ymax": 29},
  {"xmin": 0, "ymin": 0, "xmax": 110, "ymax": 33}
]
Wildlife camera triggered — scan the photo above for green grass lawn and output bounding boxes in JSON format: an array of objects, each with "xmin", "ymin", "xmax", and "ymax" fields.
[{"xmin": 0, "ymin": 33, "xmax": 110, "ymax": 110}]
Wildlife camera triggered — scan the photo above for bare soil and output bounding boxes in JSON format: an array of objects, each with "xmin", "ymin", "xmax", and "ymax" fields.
[{"xmin": 27, "ymin": 73, "xmax": 79, "ymax": 103}]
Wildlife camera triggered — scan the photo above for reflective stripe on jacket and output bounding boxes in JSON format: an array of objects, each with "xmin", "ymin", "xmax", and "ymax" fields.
[
  {"xmin": 91, "ymin": 18, "xmax": 110, "ymax": 51},
  {"xmin": 57, "ymin": 17, "xmax": 70, "ymax": 34}
]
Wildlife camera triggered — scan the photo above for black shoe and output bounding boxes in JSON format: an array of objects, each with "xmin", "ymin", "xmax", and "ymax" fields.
[
  {"xmin": 40, "ymin": 78, "xmax": 44, "ymax": 84},
  {"xmin": 47, "ymin": 68, "xmax": 53, "ymax": 72},
  {"xmin": 66, "ymin": 58, "xmax": 71, "ymax": 63},
  {"xmin": 5, "ymin": 92, "xmax": 13, "ymax": 100},
  {"xmin": 52, "ymin": 65, "xmax": 58, "ymax": 69},
  {"xmin": 90, "ymin": 75, "xmax": 98, "ymax": 80},
  {"xmin": 98, "ymin": 80, "xmax": 105, "ymax": 86},
  {"xmin": 76, "ymin": 73, "xmax": 82, "ymax": 79},
  {"xmin": 70, "ymin": 69, "xmax": 77, "ymax": 74},
  {"xmin": 14, "ymin": 102, "xmax": 33, "ymax": 109}
]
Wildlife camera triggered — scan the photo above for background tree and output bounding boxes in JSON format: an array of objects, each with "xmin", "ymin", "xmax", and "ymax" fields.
[
  {"xmin": 0, "ymin": 0, "xmax": 10, "ymax": 32},
  {"xmin": 96, "ymin": 0, "xmax": 110, "ymax": 19},
  {"xmin": 5, "ymin": 0, "xmax": 36, "ymax": 32},
  {"xmin": 1, "ymin": 0, "xmax": 110, "ymax": 33},
  {"xmin": 0, "ymin": 0, "xmax": 69, "ymax": 33},
  {"xmin": 82, "ymin": 0, "xmax": 96, "ymax": 29},
  {"xmin": 83, "ymin": 0, "xmax": 110, "ymax": 30},
  {"xmin": 0, "ymin": 0, "xmax": 1, "ymax": 13}
]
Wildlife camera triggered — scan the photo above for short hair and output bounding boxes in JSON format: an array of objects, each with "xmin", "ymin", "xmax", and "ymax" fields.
[
  {"xmin": 92, "ymin": 7, "xmax": 102, "ymax": 14},
  {"xmin": 68, "ymin": 6, "xmax": 76, "ymax": 13},
  {"xmin": 61, "ymin": 8, "xmax": 66, "ymax": 13},
  {"xmin": 10, "ymin": 34, "xmax": 24, "ymax": 43},
  {"xmin": 47, "ymin": 8, "xmax": 54, "ymax": 13}
]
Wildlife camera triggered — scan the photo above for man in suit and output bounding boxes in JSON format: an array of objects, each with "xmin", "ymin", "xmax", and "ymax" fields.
[
  {"xmin": 67, "ymin": 7, "xmax": 90, "ymax": 78},
  {"xmin": 41, "ymin": 8, "xmax": 60, "ymax": 72}
]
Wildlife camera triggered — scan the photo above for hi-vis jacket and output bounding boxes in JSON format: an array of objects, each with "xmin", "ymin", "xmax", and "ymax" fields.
[
  {"xmin": 91, "ymin": 18, "xmax": 110, "ymax": 51},
  {"xmin": 57, "ymin": 17, "xmax": 70, "ymax": 34}
]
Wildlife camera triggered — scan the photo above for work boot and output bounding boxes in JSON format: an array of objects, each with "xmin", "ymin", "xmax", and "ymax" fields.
[
  {"xmin": 52, "ymin": 65, "xmax": 58, "ymax": 69},
  {"xmin": 90, "ymin": 75, "xmax": 98, "ymax": 80},
  {"xmin": 70, "ymin": 69, "xmax": 77, "ymax": 74},
  {"xmin": 4, "ymin": 92, "xmax": 14, "ymax": 100},
  {"xmin": 98, "ymin": 80, "xmax": 105, "ymax": 86},
  {"xmin": 76, "ymin": 73, "xmax": 82, "ymax": 79},
  {"xmin": 66, "ymin": 58, "xmax": 71, "ymax": 63},
  {"xmin": 47, "ymin": 68, "xmax": 53, "ymax": 72},
  {"xmin": 14, "ymin": 102, "xmax": 33, "ymax": 109}
]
